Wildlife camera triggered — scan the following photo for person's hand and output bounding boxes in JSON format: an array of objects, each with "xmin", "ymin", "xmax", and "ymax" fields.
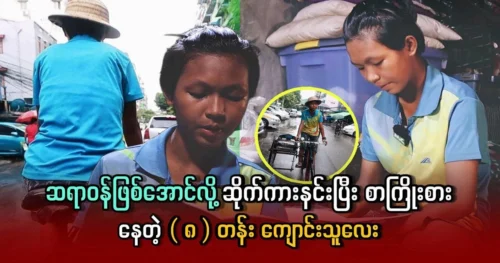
[
  {"xmin": 399, "ymin": 214, "xmax": 427, "ymax": 236},
  {"xmin": 322, "ymin": 137, "xmax": 327, "ymax": 146},
  {"xmin": 295, "ymin": 136, "xmax": 300, "ymax": 141}
]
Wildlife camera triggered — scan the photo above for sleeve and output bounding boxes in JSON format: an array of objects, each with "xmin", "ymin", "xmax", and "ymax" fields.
[
  {"xmin": 319, "ymin": 111, "xmax": 324, "ymax": 123},
  {"xmin": 32, "ymin": 58, "xmax": 41, "ymax": 106},
  {"xmin": 72, "ymin": 159, "xmax": 105, "ymax": 229},
  {"xmin": 445, "ymin": 97, "xmax": 489, "ymax": 163},
  {"xmin": 259, "ymin": 175, "xmax": 289, "ymax": 221},
  {"xmin": 301, "ymin": 111, "xmax": 307, "ymax": 121},
  {"xmin": 360, "ymin": 110, "xmax": 379, "ymax": 162},
  {"xmin": 122, "ymin": 58, "xmax": 144, "ymax": 103}
]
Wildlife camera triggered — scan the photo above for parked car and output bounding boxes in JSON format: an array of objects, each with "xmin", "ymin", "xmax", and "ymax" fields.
[
  {"xmin": 0, "ymin": 122, "xmax": 28, "ymax": 157},
  {"xmin": 267, "ymin": 107, "xmax": 288, "ymax": 121},
  {"xmin": 289, "ymin": 109, "xmax": 298, "ymax": 117},
  {"xmin": 144, "ymin": 115, "xmax": 177, "ymax": 141},
  {"xmin": 268, "ymin": 105, "xmax": 290, "ymax": 120},
  {"xmin": 262, "ymin": 112, "xmax": 280, "ymax": 129},
  {"xmin": 258, "ymin": 120, "xmax": 265, "ymax": 135},
  {"xmin": 342, "ymin": 124, "xmax": 356, "ymax": 137}
]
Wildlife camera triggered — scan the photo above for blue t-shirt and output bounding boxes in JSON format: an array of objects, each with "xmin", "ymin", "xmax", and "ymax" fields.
[
  {"xmin": 301, "ymin": 109, "xmax": 323, "ymax": 137},
  {"xmin": 22, "ymin": 35, "xmax": 144, "ymax": 182}
]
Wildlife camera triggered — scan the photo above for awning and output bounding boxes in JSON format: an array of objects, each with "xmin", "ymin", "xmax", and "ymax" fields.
[{"xmin": 328, "ymin": 112, "xmax": 351, "ymax": 120}]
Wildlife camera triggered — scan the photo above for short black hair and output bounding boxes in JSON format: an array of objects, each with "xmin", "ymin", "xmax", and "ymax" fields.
[
  {"xmin": 61, "ymin": 18, "xmax": 106, "ymax": 41},
  {"xmin": 343, "ymin": 0, "xmax": 425, "ymax": 55},
  {"xmin": 160, "ymin": 26, "xmax": 260, "ymax": 99}
]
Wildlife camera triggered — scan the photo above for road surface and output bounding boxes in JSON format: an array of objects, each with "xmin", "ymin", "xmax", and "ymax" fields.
[
  {"xmin": 258, "ymin": 117, "xmax": 361, "ymax": 183},
  {"xmin": 0, "ymin": 159, "xmax": 41, "ymax": 254}
]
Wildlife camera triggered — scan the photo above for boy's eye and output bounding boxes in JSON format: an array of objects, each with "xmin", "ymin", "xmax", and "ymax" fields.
[
  {"xmin": 189, "ymin": 92, "xmax": 207, "ymax": 99},
  {"xmin": 373, "ymin": 60, "xmax": 383, "ymax": 66},
  {"xmin": 225, "ymin": 94, "xmax": 246, "ymax": 102},
  {"xmin": 222, "ymin": 89, "xmax": 246, "ymax": 102}
]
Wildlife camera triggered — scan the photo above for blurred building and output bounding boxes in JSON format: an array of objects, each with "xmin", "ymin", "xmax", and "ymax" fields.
[
  {"xmin": 0, "ymin": 0, "xmax": 68, "ymax": 43},
  {"xmin": 0, "ymin": 18, "xmax": 57, "ymax": 103},
  {"xmin": 0, "ymin": 0, "xmax": 67, "ymax": 111}
]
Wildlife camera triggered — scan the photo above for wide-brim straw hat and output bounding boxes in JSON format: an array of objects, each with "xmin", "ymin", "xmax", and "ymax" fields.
[
  {"xmin": 48, "ymin": 0, "xmax": 120, "ymax": 39},
  {"xmin": 305, "ymin": 96, "xmax": 322, "ymax": 106}
]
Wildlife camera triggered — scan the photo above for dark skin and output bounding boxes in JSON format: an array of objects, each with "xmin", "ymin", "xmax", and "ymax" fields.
[
  {"xmin": 165, "ymin": 54, "xmax": 250, "ymax": 184},
  {"xmin": 345, "ymin": 34, "xmax": 478, "ymax": 234},
  {"xmin": 122, "ymin": 102, "xmax": 143, "ymax": 146}
]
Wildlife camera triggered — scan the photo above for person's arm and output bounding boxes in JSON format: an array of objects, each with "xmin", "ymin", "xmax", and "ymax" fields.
[
  {"xmin": 346, "ymin": 160, "xmax": 384, "ymax": 217},
  {"xmin": 296, "ymin": 111, "xmax": 306, "ymax": 140},
  {"xmin": 296, "ymin": 120, "xmax": 304, "ymax": 140},
  {"xmin": 345, "ymin": 111, "xmax": 384, "ymax": 217},
  {"xmin": 260, "ymin": 176, "xmax": 288, "ymax": 221},
  {"xmin": 121, "ymin": 57, "xmax": 144, "ymax": 146},
  {"xmin": 33, "ymin": 58, "xmax": 41, "ymax": 132},
  {"xmin": 399, "ymin": 97, "xmax": 487, "ymax": 234},
  {"xmin": 123, "ymin": 101, "xmax": 142, "ymax": 146},
  {"xmin": 318, "ymin": 112, "xmax": 326, "ymax": 143},
  {"xmin": 70, "ymin": 159, "xmax": 106, "ymax": 241}
]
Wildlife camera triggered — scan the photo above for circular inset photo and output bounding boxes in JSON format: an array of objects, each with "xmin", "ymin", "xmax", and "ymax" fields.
[{"xmin": 255, "ymin": 87, "xmax": 359, "ymax": 184}]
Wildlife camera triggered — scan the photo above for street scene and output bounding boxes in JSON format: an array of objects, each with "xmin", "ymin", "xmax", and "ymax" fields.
[
  {"xmin": 259, "ymin": 117, "xmax": 356, "ymax": 181},
  {"xmin": 257, "ymin": 89, "xmax": 357, "ymax": 182}
]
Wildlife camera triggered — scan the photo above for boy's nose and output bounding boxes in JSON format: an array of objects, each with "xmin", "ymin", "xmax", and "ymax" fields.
[{"xmin": 205, "ymin": 95, "xmax": 226, "ymax": 122}]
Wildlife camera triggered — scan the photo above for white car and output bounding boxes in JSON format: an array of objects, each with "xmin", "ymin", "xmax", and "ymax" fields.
[
  {"xmin": 267, "ymin": 107, "xmax": 289, "ymax": 121},
  {"xmin": 262, "ymin": 112, "xmax": 280, "ymax": 129},
  {"xmin": 342, "ymin": 124, "xmax": 356, "ymax": 136},
  {"xmin": 144, "ymin": 115, "xmax": 177, "ymax": 141},
  {"xmin": 269, "ymin": 105, "xmax": 290, "ymax": 120},
  {"xmin": 258, "ymin": 120, "xmax": 265, "ymax": 135}
]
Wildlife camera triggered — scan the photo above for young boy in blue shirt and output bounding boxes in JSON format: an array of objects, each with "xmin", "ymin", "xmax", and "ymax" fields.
[
  {"xmin": 72, "ymin": 26, "xmax": 288, "ymax": 242},
  {"xmin": 21, "ymin": 0, "xmax": 143, "ymax": 245}
]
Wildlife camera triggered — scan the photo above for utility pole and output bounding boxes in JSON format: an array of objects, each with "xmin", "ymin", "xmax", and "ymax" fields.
[{"xmin": 1, "ymin": 72, "xmax": 7, "ymax": 113}]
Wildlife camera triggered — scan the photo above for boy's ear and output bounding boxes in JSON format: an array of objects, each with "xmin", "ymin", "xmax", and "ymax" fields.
[{"xmin": 165, "ymin": 93, "xmax": 174, "ymax": 106}]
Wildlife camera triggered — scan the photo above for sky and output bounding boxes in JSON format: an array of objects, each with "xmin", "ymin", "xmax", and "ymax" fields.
[
  {"xmin": 300, "ymin": 90, "xmax": 338, "ymax": 102},
  {"xmin": 102, "ymin": 0, "xmax": 199, "ymax": 111},
  {"xmin": 0, "ymin": 0, "xmax": 199, "ymax": 108}
]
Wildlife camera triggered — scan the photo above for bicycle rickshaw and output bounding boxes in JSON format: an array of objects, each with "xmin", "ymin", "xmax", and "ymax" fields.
[{"xmin": 267, "ymin": 134, "xmax": 324, "ymax": 180}]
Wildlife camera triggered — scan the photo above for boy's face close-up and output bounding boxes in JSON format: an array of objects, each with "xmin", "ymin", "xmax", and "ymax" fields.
[
  {"xmin": 168, "ymin": 54, "xmax": 250, "ymax": 149},
  {"xmin": 308, "ymin": 102, "xmax": 319, "ymax": 111},
  {"xmin": 346, "ymin": 36, "xmax": 415, "ymax": 95}
]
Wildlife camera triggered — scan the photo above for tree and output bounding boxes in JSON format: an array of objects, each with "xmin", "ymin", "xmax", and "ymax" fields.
[
  {"xmin": 281, "ymin": 91, "xmax": 301, "ymax": 108},
  {"xmin": 137, "ymin": 108, "xmax": 155, "ymax": 124},
  {"xmin": 154, "ymin": 92, "xmax": 176, "ymax": 115},
  {"xmin": 226, "ymin": 0, "xmax": 240, "ymax": 34},
  {"xmin": 155, "ymin": 93, "xmax": 168, "ymax": 110}
]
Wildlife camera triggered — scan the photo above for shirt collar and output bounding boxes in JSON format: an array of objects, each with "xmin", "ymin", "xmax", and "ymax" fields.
[
  {"xmin": 69, "ymin": 35, "xmax": 98, "ymax": 43},
  {"xmin": 134, "ymin": 126, "xmax": 240, "ymax": 186},
  {"xmin": 304, "ymin": 109, "xmax": 319, "ymax": 116},
  {"xmin": 374, "ymin": 64, "xmax": 444, "ymax": 118}
]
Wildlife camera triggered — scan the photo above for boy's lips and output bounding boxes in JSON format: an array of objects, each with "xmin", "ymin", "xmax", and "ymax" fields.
[{"xmin": 199, "ymin": 125, "xmax": 225, "ymax": 141}]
